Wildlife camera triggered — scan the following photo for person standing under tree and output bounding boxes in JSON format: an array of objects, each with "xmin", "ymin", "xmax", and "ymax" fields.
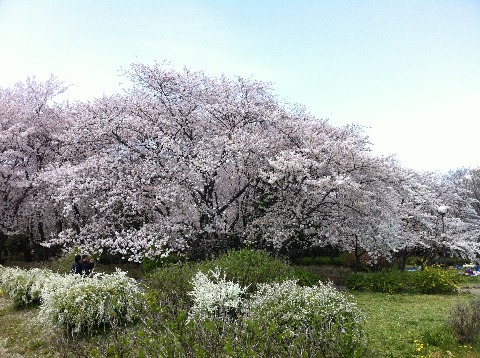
[
  {"xmin": 81, "ymin": 254, "xmax": 95, "ymax": 276},
  {"xmin": 71, "ymin": 254, "xmax": 82, "ymax": 274}
]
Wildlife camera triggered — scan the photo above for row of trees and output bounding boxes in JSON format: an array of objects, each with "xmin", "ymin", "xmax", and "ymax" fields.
[{"xmin": 1, "ymin": 63, "xmax": 479, "ymax": 266}]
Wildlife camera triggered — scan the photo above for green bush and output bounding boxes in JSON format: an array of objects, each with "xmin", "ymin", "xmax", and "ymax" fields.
[
  {"xmin": 303, "ymin": 265, "xmax": 353, "ymax": 286},
  {"xmin": 143, "ymin": 262, "xmax": 199, "ymax": 313},
  {"xmin": 313, "ymin": 256, "xmax": 332, "ymax": 265},
  {"xmin": 301, "ymin": 256, "xmax": 314, "ymax": 265},
  {"xmin": 443, "ymin": 257, "xmax": 470, "ymax": 267},
  {"xmin": 346, "ymin": 270, "xmax": 408, "ymax": 293},
  {"xmin": 325, "ymin": 256, "xmax": 343, "ymax": 267},
  {"xmin": 0, "ymin": 266, "xmax": 53, "ymax": 308},
  {"xmin": 444, "ymin": 258, "xmax": 456, "ymax": 267},
  {"xmin": 412, "ymin": 265, "xmax": 460, "ymax": 294},
  {"xmin": 144, "ymin": 249, "xmax": 319, "ymax": 312},
  {"xmin": 141, "ymin": 257, "xmax": 162, "ymax": 274},
  {"xmin": 346, "ymin": 265, "xmax": 459, "ymax": 294},
  {"xmin": 127, "ymin": 251, "xmax": 362, "ymax": 357},
  {"xmin": 210, "ymin": 249, "xmax": 319, "ymax": 290}
]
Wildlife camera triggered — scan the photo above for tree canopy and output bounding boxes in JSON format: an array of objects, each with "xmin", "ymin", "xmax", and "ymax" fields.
[{"xmin": 1, "ymin": 63, "xmax": 479, "ymax": 264}]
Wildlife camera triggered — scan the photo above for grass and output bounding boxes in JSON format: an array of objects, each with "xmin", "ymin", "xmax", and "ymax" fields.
[
  {"xmin": 458, "ymin": 274, "xmax": 480, "ymax": 288},
  {"xmin": 353, "ymin": 292, "xmax": 480, "ymax": 357},
  {"xmin": 0, "ymin": 296, "xmax": 59, "ymax": 357}
]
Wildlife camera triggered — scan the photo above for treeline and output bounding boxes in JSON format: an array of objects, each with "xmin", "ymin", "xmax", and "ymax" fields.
[{"xmin": 1, "ymin": 64, "xmax": 479, "ymax": 266}]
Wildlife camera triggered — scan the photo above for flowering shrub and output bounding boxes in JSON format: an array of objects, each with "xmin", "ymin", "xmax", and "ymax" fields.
[
  {"xmin": 412, "ymin": 264, "xmax": 460, "ymax": 294},
  {"xmin": 39, "ymin": 269, "xmax": 143, "ymax": 336},
  {"xmin": 188, "ymin": 267, "xmax": 248, "ymax": 321},
  {"xmin": 245, "ymin": 280, "xmax": 367, "ymax": 357},
  {"xmin": 0, "ymin": 266, "xmax": 55, "ymax": 308}
]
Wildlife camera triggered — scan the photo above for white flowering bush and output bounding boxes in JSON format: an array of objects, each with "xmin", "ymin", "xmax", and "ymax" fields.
[
  {"xmin": 188, "ymin": 267, "xmax": 248, "ymax": 321},
  {"xmin": 245, "ymin": 280, "xmax": 367, "ymax": 357},
  {"xmin": 39, "ymin": 269, "xmax": 143, "ymax": 336},
  {"xmin": 0, "ymin": 266, "xmax": 55, "ymax": 308}
]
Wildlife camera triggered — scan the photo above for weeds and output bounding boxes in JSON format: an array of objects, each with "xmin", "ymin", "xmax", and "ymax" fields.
[{"xmin": 447, "ymin": 296, "xmax": 480, "ymax": 343}]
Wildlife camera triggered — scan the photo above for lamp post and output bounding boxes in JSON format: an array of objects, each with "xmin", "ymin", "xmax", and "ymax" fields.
[{"xmin": 437, "ymin": 205, "xmax": 449, "ymax": 233}]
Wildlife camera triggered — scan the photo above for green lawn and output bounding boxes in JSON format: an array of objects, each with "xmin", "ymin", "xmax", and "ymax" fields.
[
  {"xmin": 353, "ymin": 292, "xmax": 480, "ymax": 358},
  {"xmin": 0, "ymin": 296, "xmax": 59, "ymax": 357}
]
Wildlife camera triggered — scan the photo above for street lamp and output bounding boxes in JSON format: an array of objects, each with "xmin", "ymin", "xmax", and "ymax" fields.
[{"xmin": 437, "ymin": 205, "xmax": 449, "ymax": 233}]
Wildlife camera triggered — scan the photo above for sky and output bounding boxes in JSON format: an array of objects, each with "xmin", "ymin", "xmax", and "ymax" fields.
[{"xmin": 0, "ymin": 0, "xmax": 479, "ymax": 173}]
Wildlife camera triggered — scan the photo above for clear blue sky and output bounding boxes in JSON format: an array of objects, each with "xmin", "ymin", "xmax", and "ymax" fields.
[{"xmin": 0, "ymin": 0, "xmax": 479, "ymax": 172}]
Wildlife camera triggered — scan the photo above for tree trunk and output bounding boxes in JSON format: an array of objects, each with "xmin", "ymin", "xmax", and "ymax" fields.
[
  {"xmin": 353, "ymin": 235, "xmax": 366, "ymax": 272},
  {"xmin": 0, "ymin": 230, "xmax": 6, "ymax": 264}
]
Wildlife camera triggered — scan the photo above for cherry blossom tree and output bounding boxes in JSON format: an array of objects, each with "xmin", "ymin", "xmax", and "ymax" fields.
[
  {"xmin": 9, "ymin": 63, "xmax": 477, "ymax": 265},
  {"xmin": 41, "ymin": 64, "xmax": 307, "ymax": 260},
  {"xmin": 438, "ymin": 169, "xmax": 480, "ymax": 257},
  {"xmin": 248, "ymin": 121, "xmax": 405, "ymax": 268},
  {"xmin": 0, "ymin": 76, "xmax": 68, "ymax": 260},
  {"xmin": 392, "ymin": 167, "xmax": 480, "ymax": 266},
  {"xmin": 446, "ymin": 167, "xmax": 480, "ymax": 217}
]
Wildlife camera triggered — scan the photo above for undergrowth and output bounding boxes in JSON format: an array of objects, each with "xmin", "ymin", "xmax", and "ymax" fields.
[{"xmin": 2, "ymin": 252, "xmax": 480, "ymax": 357}]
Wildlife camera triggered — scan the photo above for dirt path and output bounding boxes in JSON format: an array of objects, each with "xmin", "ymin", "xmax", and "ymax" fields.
[{"xmin": 460, "ymin": 287, "xmax": 480, "ymax": 295}]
